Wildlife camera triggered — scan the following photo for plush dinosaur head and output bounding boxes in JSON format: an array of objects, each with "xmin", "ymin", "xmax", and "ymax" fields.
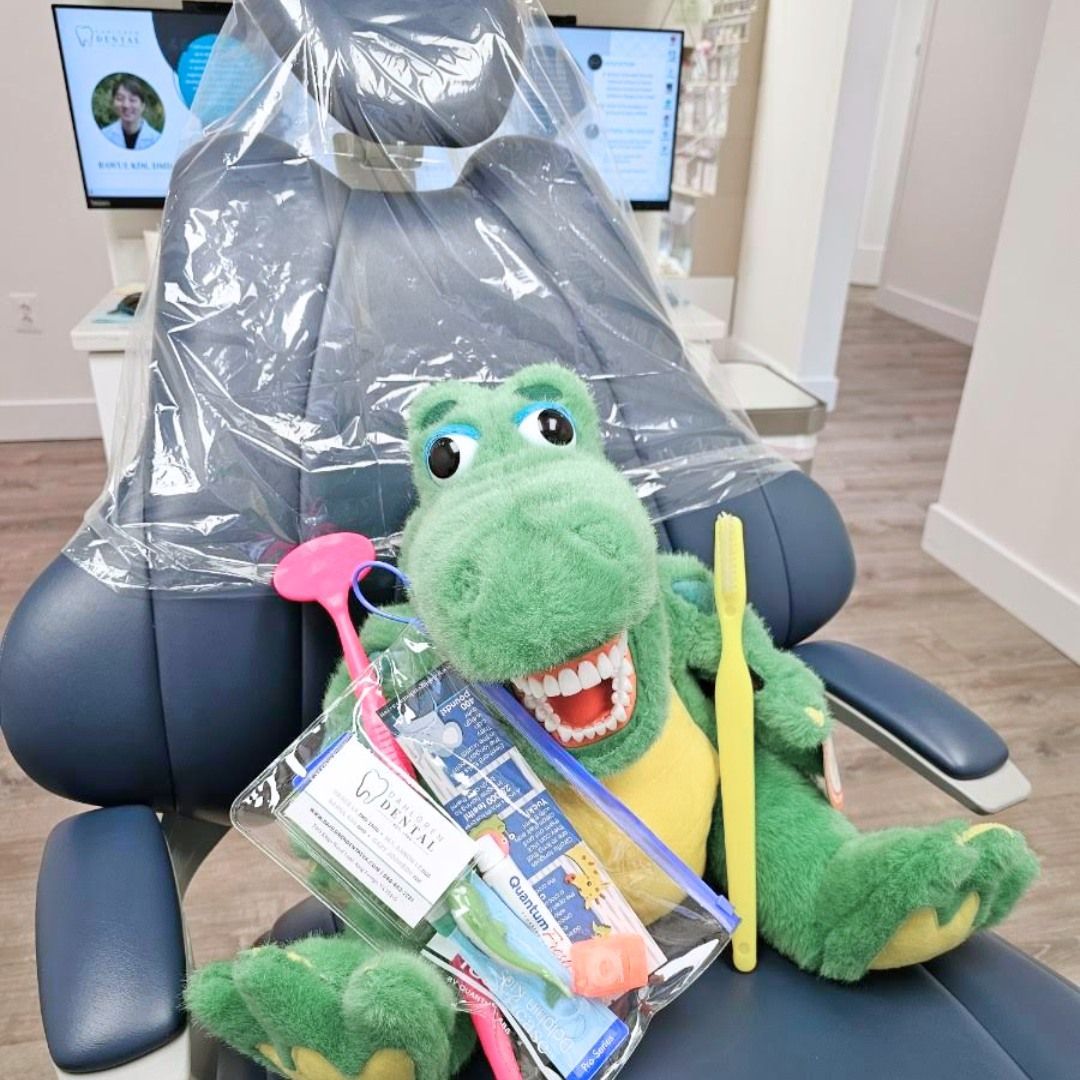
[{"xmin": 400, "ymin": 364, "xmax": 669, "ymax": 774}]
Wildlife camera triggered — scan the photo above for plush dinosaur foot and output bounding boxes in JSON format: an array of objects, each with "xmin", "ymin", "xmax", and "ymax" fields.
[
  {"xmin": 186, "ymin": 935, "xmax": 474, "ymax": 1080},
  {"xmin": 815, "ymin": 820, "xmax": 1038, "ymax": 982}
]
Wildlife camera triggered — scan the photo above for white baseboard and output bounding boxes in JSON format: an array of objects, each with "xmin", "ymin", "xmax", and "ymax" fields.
[
  {"xmin": 725, "ymin": 337, "xmax": 840, "ymax": 410},
  {"xmin": 850, "ymin": 244, "xmax": 883, "ymax": 286},
  {"xmin": 875, "ymin": 284, "xmax": 979, "ymax": 345},
  {"xmin": 923, "ymin": 502, "xmax": 1080, "ymax": 664},
  {"xmin": 0, "ymin": 398, "xmax": 101, "ymax": 442}
]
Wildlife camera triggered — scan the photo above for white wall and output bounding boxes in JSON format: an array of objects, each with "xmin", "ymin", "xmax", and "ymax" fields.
[
  {"xmin": 923, "ymin": 0, "xmax": 1079, "ymax": 663},
  {"xmin": 732, "ymin": 0, "xmax": 896, "ymax": 408},
  {"xmin": 876, "ymin": 0, "xmax": 1049, "ymax": 344},
  {"xmin": 851, "ymin": 0, "xmax": 928, "ymax": 286},
  {"xmin": 0, "ymin": 0, "xmax": 179, "ymax": 441},
  {"xmin": 1, "ymin": 1, "xmax": 107, "ymax": 438}
]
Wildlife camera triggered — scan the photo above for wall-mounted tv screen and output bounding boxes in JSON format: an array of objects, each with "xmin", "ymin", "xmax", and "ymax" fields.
[
  {"xmin": 53, "ymin": 4, "xmax": 229, "ymax": 207},
  {"xmin": 54, "ymin": 8, "xmax": 682, "ymax": 210}
]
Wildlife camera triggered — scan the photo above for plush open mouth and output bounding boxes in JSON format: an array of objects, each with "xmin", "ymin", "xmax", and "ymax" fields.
[{"xmin": 510, "ymin": 631, "xmax": 637, "ymax": 748}]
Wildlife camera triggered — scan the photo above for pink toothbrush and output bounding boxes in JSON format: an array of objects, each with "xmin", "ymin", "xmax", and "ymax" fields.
[
  {"xmin": 273, "ymin": 532, "xmax": 413, "ymax": 775},
  {"xmin": 272, "ymin": 532, "xmax": 523, "ymax": 1080}
]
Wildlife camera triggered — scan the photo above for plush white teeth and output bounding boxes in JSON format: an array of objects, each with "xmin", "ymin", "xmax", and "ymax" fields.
[
  {"xmin": 578, "ymin": 660, "xmax": 601, "ymax": 689},
  {"xmin": 530, "ymin": 709, "xmax": 631, "ymax": 747},
  {"xmin": 513, "ymin": 631, "xmax": 638, "ymax": 746},
  {"xmin": 559, "ymin": 668, "xmax": 582, "ymax": 696}
]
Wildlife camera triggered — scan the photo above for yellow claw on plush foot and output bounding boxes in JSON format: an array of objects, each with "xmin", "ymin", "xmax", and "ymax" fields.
[
  {"xmin": 258, "ymin": 1045, "xmax": 416, "ymax": 1080},
  {"xmin": 869, "ymin": 892, "xmax": 980, "ymax": 970},
  {"xmin": 956, "ymin": 822, "xmax": 1013, "ymax": 845},
  {"xmin": 360, "ymin": 1050, "xmax": 418, "ymax": 1080}
]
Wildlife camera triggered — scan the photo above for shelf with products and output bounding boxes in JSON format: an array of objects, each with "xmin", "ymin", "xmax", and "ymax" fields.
[
  {"xmin": 659, "ymin": 0, "xmax": 758, "ymax": 272},
  {"xmin": 710, "ymin": 0, "xmax": 756, "ymax": 18}
]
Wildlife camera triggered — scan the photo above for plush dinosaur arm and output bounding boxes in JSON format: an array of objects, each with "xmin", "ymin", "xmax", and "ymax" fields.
[{"xmin": 658, "ymin": 552, "xmax": 832, "ymax": 775}]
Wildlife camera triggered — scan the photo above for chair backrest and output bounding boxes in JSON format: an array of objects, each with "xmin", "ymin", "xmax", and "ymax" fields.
[{"xmin": 0, "ymin": 0, "xmax": 854, "ymax": 821}]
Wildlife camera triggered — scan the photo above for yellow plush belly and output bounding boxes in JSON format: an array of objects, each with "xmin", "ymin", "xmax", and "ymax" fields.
[{"xmin": 553, "ymin": 687, "xmax": 719, "ymax": 924}]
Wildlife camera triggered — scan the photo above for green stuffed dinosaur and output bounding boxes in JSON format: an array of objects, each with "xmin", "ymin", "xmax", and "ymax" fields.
[{"xmin": 188, "ymin": 363, "xmax": 1037, "ymax": 1080}]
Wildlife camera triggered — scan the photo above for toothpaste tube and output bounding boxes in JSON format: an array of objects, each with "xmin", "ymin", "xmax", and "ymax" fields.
[
  {"xmin": 474, "ymin": 830, "xmax": 649, "ymax": 999},
  {"xmin": 475, "ymin": 831, "xmax": 574, "ymax": 967}
]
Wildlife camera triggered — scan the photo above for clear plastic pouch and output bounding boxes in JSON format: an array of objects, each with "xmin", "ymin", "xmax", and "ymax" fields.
[{"xmin": 234, "ymin": 623, "xmax": 735, "ymax": 1080}]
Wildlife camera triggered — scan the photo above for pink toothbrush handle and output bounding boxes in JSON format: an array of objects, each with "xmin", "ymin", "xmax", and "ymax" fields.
[
  {"xmin": 330, "ymin": 607, "xmax": 415, "ymax": 778},
  {"xmin": 453, "ymin": 959, "xmax": 523, "ymax": 1080},
  {"xmin": 327, "ymin": 576, "xmax": 516, "ymax": 1079}
]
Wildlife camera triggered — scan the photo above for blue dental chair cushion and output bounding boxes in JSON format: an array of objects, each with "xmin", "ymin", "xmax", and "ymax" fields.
[{"xmin": 209, "ymin": 896, "xmax": 1080, "ymax": 1080}]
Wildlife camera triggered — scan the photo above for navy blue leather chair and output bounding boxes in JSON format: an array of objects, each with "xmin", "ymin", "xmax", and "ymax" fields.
[{"xmin": 2, "ymin": 2, "xmax": 1078, "ymax": 1078}]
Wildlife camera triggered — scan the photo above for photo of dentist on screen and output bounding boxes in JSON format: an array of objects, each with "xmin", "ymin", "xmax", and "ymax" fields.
[{"xmin": 93, "ymin": 73, "xmax": 163, "ymax": 150}]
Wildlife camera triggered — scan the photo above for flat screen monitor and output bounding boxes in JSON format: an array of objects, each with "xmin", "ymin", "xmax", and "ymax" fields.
[
  {"xmin": 53, "ymin": 4, "xmax": 229, "ymax": 207},
  {"xmin": 556, "ymin": 26, "xmax": 683, "ymax": 210},
  {"xmin": 54, "ymin": 8, "xmax": 682, "ymax": 211}
]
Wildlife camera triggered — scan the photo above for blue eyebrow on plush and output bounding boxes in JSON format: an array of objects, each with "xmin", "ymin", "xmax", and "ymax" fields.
[{"xmin": 423, "ymin": 423, "xmax": 480, "ymax": 459}]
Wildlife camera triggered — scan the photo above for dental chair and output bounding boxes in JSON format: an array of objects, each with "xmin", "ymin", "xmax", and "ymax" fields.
[{"xmin": 3, "ymin": 2, "xmax": 1078, "ymax": 1079}]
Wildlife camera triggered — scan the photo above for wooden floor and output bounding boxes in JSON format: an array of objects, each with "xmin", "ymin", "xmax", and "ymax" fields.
[{"xmin": 0, "ymin": 288, "xmax": 1077, "ymax": 1075}]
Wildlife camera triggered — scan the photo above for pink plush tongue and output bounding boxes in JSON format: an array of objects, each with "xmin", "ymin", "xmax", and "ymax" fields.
[{"xmin": 558, "ymin": 683, "xmax": 612, "ymax": 728}]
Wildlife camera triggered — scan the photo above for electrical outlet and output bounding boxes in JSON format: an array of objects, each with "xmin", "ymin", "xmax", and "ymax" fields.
[{"xmin": 9, "ymin": 292, "xmax": 42, "ymax": 335}]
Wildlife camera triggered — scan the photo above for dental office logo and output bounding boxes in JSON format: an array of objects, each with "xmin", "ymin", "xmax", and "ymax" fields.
[
  {"xmin": 74, "ymin": 24, "xmax": 141, "ymax": 48},
  {"xmin": 356, "ymin": 768, "xmax": 450, "ymax": 854}
]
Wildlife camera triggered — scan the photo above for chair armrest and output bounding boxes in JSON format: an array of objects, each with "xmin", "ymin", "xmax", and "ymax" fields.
[
  {"xmin": 37, "ymin": 806, "xmax": 187, "ymax": 1074},
  {"xmin": 793, "ymin": 641, "xmax": 1031, "ymax": 814}
]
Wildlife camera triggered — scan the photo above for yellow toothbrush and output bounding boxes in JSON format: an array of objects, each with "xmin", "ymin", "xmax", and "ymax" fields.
[{"xmin": 714, "ymin": 513, "xmax": 757, "ymax": 973}]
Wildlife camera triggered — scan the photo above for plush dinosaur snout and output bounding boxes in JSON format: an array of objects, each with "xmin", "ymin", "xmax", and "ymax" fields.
[{"xmin": 402, "ymin": 455, "xmax": 658, "ymax": 683}]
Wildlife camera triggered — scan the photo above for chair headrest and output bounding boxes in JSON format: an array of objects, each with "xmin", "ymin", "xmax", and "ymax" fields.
[{"xmin": 248, "ymin": 0, "xmax": 525, "ymax": 147}]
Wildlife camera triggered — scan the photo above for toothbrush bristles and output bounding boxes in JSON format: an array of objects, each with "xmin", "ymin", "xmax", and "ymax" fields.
[{"xmin": 717, "ymin": 514, "xmax": 742, "ymax": 597}]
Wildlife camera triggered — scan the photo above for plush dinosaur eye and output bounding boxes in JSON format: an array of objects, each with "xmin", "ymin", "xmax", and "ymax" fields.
[
  {"xmin": 425, "ymin": 425, "xmax": 480, "ymax": 482},
  {"xmin": 516, "ymin": 402, "xmax": 576, "ymax": 448}
]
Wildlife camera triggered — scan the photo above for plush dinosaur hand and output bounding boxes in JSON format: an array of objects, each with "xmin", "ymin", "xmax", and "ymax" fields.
[
  {"xmin": 186, "ymin": 935, "xmax": 473, "ymax": 1080},
  {"xmin": 659, "ymin": 552, "xmax": 833, "ymax": 775}
]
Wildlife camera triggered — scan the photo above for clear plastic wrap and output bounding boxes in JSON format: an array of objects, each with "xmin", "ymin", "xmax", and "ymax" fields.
[
  {"xmin": 66, "ymin": 0, "xmax": 791, "ymax": 593},
  {"xmin": 234, "ymin": 622, "xmax": 735, "ymax": 1079}
]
